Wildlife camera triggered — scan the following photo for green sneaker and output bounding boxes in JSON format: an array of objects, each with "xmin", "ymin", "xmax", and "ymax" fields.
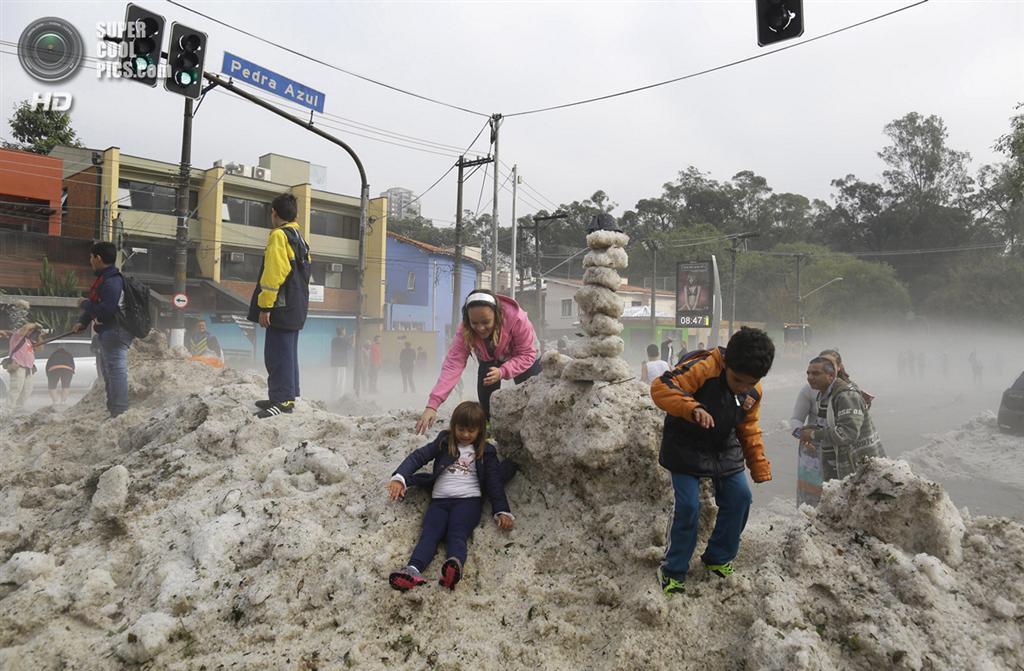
[
  {"xmin": 657, "ymin": 567, "xmax": 685, "ymax": 595},
  {"xmin": 704, "ymin": 562, "xmax": 735, "ymax": 578}
]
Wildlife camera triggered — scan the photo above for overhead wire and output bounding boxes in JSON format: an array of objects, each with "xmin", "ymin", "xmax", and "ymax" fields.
[
  {"xmin": 163, "ymin": 0, "xmax": 490, "ymax": 118},
  {"xmin": 503, "ymin": 0, "xmax": 931, "ymax": 117}
]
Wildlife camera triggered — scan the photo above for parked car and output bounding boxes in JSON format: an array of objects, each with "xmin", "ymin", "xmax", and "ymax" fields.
[
  {"xmin": 34, "ymin": 338, "xmax": 98, "ymax": 391},
  {"xmin": 997, "ymin": 371, "xmax": 1024, "ymax": 434}
]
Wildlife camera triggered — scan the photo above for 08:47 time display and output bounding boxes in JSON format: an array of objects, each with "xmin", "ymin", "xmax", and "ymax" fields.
[{"xmin": 677, "ymin": 315, "xmax": 710, "ymax": 327}]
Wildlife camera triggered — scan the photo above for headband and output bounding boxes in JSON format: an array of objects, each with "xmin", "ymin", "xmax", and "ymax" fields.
[{"xmin": 464, "ymin": 292, "xmax": 497, "ymax": 307}]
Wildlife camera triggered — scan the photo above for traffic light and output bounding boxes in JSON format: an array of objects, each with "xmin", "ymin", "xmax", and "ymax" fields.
[
  {"xmin": 165, "ymin": 22, "xmax": 208, "ymax": 99},
  {"xmin": 121, "ymin": 4, "xmax": 165, "ymax": 86},
  {"xmin": 755, "ymin": 0, "xmax": 804, "ymax": 47}
]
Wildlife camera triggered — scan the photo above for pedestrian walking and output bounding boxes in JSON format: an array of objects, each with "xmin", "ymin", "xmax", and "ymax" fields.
[
  {"xmin": 660, "ymin": 334, "xmax": 675, "ymax": 366},
  {"xmin": 248, "ymin": 193, "xmax": 311, "ymax": 419},
  {"xmin": 369, "ymin": 335, "xmax": 383, "ymax": 393},
  {"xmin": 4, "ymin": 322, "xmax": 43, "ymax": 411},
  {"xmin": 640, "ymin": 343, "xmax": 669, "ymax": 384},
  {"xmin": 400, "ymin": 340, "xmax": 417, "ymax": 393},
  {"xmin": 330, "ymin": 327, "xmax": 351, "ymax": 399}
]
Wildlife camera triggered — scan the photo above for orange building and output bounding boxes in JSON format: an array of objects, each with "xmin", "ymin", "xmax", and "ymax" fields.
[{"xmin": 0, "ymin": 147, "xmax": 62, "ymax": 236}]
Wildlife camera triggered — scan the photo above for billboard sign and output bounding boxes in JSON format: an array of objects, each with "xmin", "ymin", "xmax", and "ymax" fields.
[{"xmin": 676, "ymin": 261, "xmax": 715, "ymax": 328}]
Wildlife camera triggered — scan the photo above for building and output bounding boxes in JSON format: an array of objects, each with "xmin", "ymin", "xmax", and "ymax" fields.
[
  {"xmin": 384, "ymin": 232, "xmax": 484, "ymax": 365},
  {"xmin": 1, "ymin": 146, "xmax": 388, "ymax": 365},
  {"xmin": 380, "ymin": 186, "xmax": 418, "ymax": 220}
]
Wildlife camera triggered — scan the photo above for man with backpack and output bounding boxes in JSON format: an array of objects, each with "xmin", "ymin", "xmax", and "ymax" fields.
[
  {"xmin": 248, "ymin": 193, "xmax": 311, "ymax": 419},
  {"xmin": 73, "ymin": 241, "xmax": 134, "ymax": 417}
]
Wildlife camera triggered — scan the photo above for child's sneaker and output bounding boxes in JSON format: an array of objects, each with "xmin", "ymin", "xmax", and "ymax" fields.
[
  {"xmin": 657, "ymin": 566, "xmax": 685, "ymax": 595},
  {"xmin": 704, "ymin": 562, "xmax": 735, "ymax": 578},
  {"xmin": 439, "ymin": 557, "xmax": 462, "ymax": 590},
  {"xmin": 389, "ymin": 565, "xmax": 426, "ymax": 591}
]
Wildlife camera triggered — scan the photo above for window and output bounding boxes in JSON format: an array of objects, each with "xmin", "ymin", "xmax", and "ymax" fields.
[
  {"xmin": 310, "ymin": 260, "xmax": 357, "ymax": 290},
  {"xmin": 631, "ymin": 300, "xmax": 642, "ymax": 307},
  {"xmin": 118, "ymin": 180, "xmax": 183, "ymax": 214},
  {"xmin": 406, "ymin": 271, "xmax": 416, "ymax": 292},
  {"xmin": 310, "ymin": 209, "xmax": 359, "ymax": 239},
  {"xmin": 223, "ymin": 196, "xmax": 271, "ymax": 228},
  {"xmin": 561, "ymin": 299, "xmax": 573, "ymax": 317}
]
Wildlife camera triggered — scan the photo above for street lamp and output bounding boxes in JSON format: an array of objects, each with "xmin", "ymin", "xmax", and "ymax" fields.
[{"xmin": 797, "ymin": 276, "xmax": 843, "ymax": 350}]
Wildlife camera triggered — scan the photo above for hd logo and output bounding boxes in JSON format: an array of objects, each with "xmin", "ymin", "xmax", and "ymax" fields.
[{"xmin": 30, "ymin": 91, "xmax": 74, "ymax": 112}]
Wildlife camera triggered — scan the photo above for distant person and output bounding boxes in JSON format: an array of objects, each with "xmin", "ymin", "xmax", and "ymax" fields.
[
  {"xmin": 416, "ymin": 345, "xmax": 428, "ymax": 372},
  {"xmin": 798, "ymin": 356, "xmax": 885, "ymax": 483},
  {"xmin": 369, "ymin": 335, "xmax": 383, "ymax": 393},
  {"xmin": 186, "ymin": 319, "xmax": 223, "ymax": 365},
  {"xmin": 330, "ymin": 327, "xmax": 351, "ymax": 399},
  {"xmin": 4, "ymin": 322, "xmax": 43, "ymax": 411},
  {"xmin": 968, "ymin": 351, "xmax": 983, "ymax": 388},
  {"xmin": 248, "ymin": 193, "xmax": 311, "ymax": 419},
  {"xmin": 650, "ymin": 327, "xmax": 775, "ymax": 594},
  {"xmin": 72, "ymin": 241, "xmax": 132, "ymax": 418},
  {"xmin": 415, "ymin": 289, "xmax": 539, "ymax": 434},
  {"xmin": 660, "ymin": 334, "xmax": 675, "ymax": 366},
  {"xmin": 399, "ymin": 340, "xmax": 417, "ymax": 393},
  {"xmin": 640, "ymin": 343, "xmax": 669, "ymax": 385},
  {"xmin": 387, "ymin": 401, "xmax": 513, "ymax": 592},
  {"xmin": 45, "ymin": 344, "xmax": 76, "ymax": 406}
]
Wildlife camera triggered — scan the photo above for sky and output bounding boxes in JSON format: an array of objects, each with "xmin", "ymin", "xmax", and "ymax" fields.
[{"xmin": 1, "ymin": 1, "xmax": 1022, "ymax": 230}]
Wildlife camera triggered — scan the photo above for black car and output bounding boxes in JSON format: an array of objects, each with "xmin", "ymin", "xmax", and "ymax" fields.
[{"xmin": 997, "ymin": 371, "xmax": 1024, "ymax": 434}]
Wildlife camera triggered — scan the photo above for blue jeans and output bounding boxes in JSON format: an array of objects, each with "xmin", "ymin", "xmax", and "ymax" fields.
[
  {"xmin": 265, "ymin": 327, "xmax": 300, "ymax": 403},
  {"xmin": 409, "ymin": 497, "xmax": 483, "ymax": 571},
  {"xmin": 662, "ymin": 470, "xmax": 752, "ymax": 579},
  {"xmin": 97, "ymin": 327, "xmax": 131, "ymax": 417}
]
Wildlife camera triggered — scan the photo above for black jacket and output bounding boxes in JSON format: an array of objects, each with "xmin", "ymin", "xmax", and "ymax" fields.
[{"xmin": 392, "ymin": 431, "xmax": 511, "ymax": 516}]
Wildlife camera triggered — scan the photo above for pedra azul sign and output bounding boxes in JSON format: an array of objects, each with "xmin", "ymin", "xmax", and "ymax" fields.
[{"xmin": 221, "ymin": 51, "xmax": 326, "ymax": 113}]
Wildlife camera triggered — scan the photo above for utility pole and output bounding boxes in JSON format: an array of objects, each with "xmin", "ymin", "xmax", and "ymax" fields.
[
  {"xmin": 531, "ymin": 212, "xmax": 569, "ymax": 344},
  {"xmin": 727, "ymin": 232, "xmax": 759, "ymax": 337},
  {"xmin": 452, "ymin": 154, "xmax": 494, "ymax": 336},
  {"xmin": 795, "ymin": 254, "xmax": 804, "ymax": 351},
  {"xmin": 170, "ymin": 97, "xmax": 193, "ymax": 349},
  {"xmin": 510, "ymin": 164, "xmax": 518, "ymax": 300},
  {"xmin": 489, "ymin": 114, "xmax": 502, "ymax": 292},
  {"xmin": 641, "ymin": 239, "xmax": 659, "ymax": 340}
]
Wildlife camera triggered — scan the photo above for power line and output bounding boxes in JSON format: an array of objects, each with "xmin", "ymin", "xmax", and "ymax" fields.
[
  {"xmin": 504, "ymin": 0, "xmax": 931, "ymax": 118},
  {"xmin": 163, "ymin": 0, "xmax": 490, "ymax": 118}
]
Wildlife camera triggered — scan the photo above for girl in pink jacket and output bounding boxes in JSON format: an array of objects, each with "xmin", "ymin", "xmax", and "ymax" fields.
[{"xmin": 415, "ymin": 290, "xmax": 539, "ymax": 434}]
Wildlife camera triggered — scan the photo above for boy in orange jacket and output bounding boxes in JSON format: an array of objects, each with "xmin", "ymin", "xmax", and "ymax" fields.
[{"xmin": 650, "ymin": 327, "xmax": 775, "ymax": 594}]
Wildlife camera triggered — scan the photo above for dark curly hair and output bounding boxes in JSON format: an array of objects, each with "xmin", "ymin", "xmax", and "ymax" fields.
[{"xmin": 724, "ymin": 326, "xmax": 775, "ymax": 379}]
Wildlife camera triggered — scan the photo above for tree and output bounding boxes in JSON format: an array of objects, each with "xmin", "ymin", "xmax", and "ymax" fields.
[
  {"xmin": 879, "ymin": 112, "xmax": 973, "ymax": 210},
  {"xmin": 923, "ymin": 255, "xmax": 1024, "ymax": 325},
  {"xmin": 4, "ymin": 100, "xmax": 83, "ymax": 154}
]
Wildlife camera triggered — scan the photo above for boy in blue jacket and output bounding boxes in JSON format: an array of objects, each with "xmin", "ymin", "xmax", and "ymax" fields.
[{"xmin": 387, "ymin": 401, "xmax": 514, "ymax": 591}]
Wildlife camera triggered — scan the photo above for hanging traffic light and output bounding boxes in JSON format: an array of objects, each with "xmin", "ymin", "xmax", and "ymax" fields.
[
  {"xmin": 121, "ymin": 4, "xmax": 165, "ymax": 86},
  {"xmin": 165, "ymin": 22, "xmax": 207, "ymax": 99},
  {"xmin": 755, "ymin": 0, "xmax": 804, "ymax": 47}
]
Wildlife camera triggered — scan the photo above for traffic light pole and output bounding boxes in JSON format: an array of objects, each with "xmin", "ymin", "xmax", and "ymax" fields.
[
  {"xmin": 170, "ymin": 96, "xmax": 193, "ymax": 349},
  {"xmin": 199, "ymin": 72, "xmax": 370, "ymax": 397}
]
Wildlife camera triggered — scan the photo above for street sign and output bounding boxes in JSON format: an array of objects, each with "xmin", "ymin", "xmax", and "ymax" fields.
[
  {"xmin": 221, "ymin": 52, "xmax": 325, "ymax": 113},
  {"xmin": 172, "ymin": 293, "xmax": 188, "ymax": 308},
  {"xmin": 676, "ymin": 261, "xmax": 715, "ymax": 328}
]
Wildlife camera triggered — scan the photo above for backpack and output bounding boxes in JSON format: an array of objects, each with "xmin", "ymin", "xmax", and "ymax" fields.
[{"xmin": 116, "ymin": 272, "xmax": 152, "ymax": 339}]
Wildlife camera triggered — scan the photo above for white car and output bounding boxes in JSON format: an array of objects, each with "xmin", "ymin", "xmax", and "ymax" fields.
[{"xmin": 33, "ymin": 338, "xmax": 98, "ymax": 391}]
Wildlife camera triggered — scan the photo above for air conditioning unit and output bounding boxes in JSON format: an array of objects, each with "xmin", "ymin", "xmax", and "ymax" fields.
[
  {"xmin": 252, "ymin": 166, "xmax": 272, "ymax": 181},
  {"xmin": 224, "ymin": 163, "xmax": 251, "ymax": 177},
  {"xmin": 227, "ymin": 252, "xmax": 245, "ymax": 263},
  {"xmin": 329, "ymin": 263, "xmax": 344, "ymax": 273}
]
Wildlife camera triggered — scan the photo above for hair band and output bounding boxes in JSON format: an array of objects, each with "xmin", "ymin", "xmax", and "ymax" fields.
[{"xmin": 464, "ymin": 292, "xmax": 497, "ymax": 307}]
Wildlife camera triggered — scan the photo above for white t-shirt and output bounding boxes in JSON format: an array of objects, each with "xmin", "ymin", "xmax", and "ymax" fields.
[
  {"xmin": 643, "ymin": 359, "xmax": 670, "ymax": 384},
  {"xmin": 430, "ymin": 445, "xmax": 482, "ymax": 499}
]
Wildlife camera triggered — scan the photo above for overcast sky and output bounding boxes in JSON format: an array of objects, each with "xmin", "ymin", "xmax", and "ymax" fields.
[{"xmin": 2, "ymin": 1, "xmax": 1021, "ymax": 229}]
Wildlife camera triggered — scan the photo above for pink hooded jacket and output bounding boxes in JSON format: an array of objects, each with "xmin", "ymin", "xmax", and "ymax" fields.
[{"xmin": 427, "ymin": 295, "xmax": 537, "ymax": 410}]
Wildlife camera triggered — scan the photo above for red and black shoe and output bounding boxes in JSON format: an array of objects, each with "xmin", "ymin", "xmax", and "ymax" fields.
[
  {"xmin": 439, "ymin": 557, "xmax": 462, "ymax": 591},
  {"xmin": 388, "ymin": 566, "xmax": 427, "ymax": 592}
]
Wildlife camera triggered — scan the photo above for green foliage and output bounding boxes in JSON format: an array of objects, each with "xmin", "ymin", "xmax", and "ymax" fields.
[
  {"xmin": 4, "ymin": 100, "xmax": 83, "ymax": 154},
  {"xmin": 25, "ymin": 257, "xmax": 82, "ymax": 333},
  {"xmin": 922, "ymin": 255, "xmax": 1024, "ymax": 325}
]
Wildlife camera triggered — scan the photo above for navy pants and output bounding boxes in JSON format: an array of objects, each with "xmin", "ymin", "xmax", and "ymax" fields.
[
  {"xmin": 97, "ymin": 327, "xmax": 132, "ymax": 417},
  {"xmin": 477, "ymin": 357, "xmax": 541, "ymax": 419},
  {"xmin": 265, "ymin": 326, "xmax": 300, "ymax": 403},
  {"xmin": 662, "ymin": 470, "xmax": 752, "ymax": 580},
  {"xmin": 409, "ymin": 497, "xmax": 482, "ymax": 571}
]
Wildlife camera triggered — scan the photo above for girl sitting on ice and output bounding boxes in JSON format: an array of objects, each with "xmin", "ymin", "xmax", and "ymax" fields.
[{"xmin": 387, "ymin": 401, "xmax": 514, "ymax": 591}]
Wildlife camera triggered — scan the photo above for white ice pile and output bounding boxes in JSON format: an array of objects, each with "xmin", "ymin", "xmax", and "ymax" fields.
[
  {"xmin": 904, "ymin": 410, "xmax": 1024, "ymax": 489},
  {"xmin": 0, "ymin": 334, "xmax": 1022, "ymax": 670}
]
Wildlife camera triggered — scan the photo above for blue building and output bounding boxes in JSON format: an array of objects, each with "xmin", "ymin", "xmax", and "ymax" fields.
[{"xmin": 385, "ymin": 232, "xmax": 483, "ymax": 359}]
